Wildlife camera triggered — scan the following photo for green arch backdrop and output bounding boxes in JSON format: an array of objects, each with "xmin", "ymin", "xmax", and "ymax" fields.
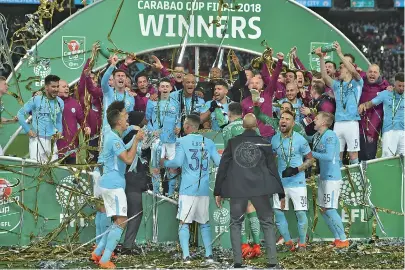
[{"xmin": 2, "ymin": 0, "xmax": 370, "ymax": 154}]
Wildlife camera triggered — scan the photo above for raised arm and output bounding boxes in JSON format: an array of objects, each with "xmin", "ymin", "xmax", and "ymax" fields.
[
  {"xmin": 293, "ymin": 53, "xmax": 313, "ymax": 81},
  {"xmin": 85, "ymin": 75, "xmax": 103, "ymax": 99},
  {"xmin": 101, "ymin": 55, "xmax": 119, "ymax": 95},
  {"xmin": 334, "ymin": 42, "xmax": 361, "ymax": 81},
  {"xmin": 315, "ymin": 49, "xmax": 334, "ymax": 88},
  {"xmin": 264, "ymin": 53, "xmax": 284, "ymax": 97},
  {"xmin": 78, "ymin": 58, "xmax": 91, "ymax": 108}
]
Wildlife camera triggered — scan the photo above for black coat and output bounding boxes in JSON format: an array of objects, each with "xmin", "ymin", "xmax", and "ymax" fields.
[
  {"xmin": 214, "ymin": 129, "xmax": 284, "ymax": 199},
  {"xmin": 123, "ymin": 111, "xmax": 151, "ymax": 192}
]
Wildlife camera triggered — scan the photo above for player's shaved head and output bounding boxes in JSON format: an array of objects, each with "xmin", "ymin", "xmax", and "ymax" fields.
[
  {"xmin": 183, "ymin": 74, "xmax": 195, "ymax": 81},
  {"xmin": 242, "ymin": 113, "xmax": 257, "ymax": 130}
]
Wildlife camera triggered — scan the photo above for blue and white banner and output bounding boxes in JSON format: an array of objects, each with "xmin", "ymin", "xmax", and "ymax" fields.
[{"xmin": 295, "ymin": 0, "xmax": 332, "ymax": 7}]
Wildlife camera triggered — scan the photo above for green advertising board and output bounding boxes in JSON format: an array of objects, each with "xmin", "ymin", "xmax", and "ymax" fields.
[
  {"xmin": 1, "ymin": 0, "xmax": 370, "ymax": 153},
  {"xmin": 0, "ymin": 148, "xmax": 404, "ymax": 247},
  {"xmin": 0, "ymin": 156, "xmax": 180, "ymax": 246},
  {"xmin": 204, "ymin": 132, "xmax": 404, "ymax": 248}
]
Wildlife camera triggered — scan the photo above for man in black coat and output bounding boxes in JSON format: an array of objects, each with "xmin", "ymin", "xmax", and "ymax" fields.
[
  {"xmin": 214, "ymin": 113, "xmax": 285, "ymax": 269},
  {"xmin": 120, "ymin": 111, "xmax": 151, "ymax": 255}
]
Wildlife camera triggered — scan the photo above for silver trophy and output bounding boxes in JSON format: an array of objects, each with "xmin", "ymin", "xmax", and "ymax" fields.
[{"xmin": 141, "ymin": 126, "xmax": 160, "ymax": 150}]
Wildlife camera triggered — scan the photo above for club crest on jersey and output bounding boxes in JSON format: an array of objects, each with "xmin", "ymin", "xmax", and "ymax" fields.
[{"xmin": 115, "ymin": 142, "xmax": 121, "ymax": 149}]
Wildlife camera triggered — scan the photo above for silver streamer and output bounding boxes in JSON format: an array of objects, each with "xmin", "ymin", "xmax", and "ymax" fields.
[
  {"xmin": 358, "ymin": 161, "xmax": 387, "ymax": 235},
  {"xmin": 0, "ymin": 13, "xmax": 10, "ymax": 70}
]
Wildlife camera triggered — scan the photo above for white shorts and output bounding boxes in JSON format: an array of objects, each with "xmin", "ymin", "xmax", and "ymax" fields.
[
  {"xmin": 177, "ymin": 195, "xmax": 209, "ymax": 224},
  {"xmin": 382, "ymin": 130, "xmax": 405, "ymax": 157},
  {"xmin": 317, "ymin": 180, "xmax": 342, "ymax": 209},
  {"xmin": 334, "ymin": 121, "xmax": 360, "ymax": 152},
  {"xmin": 29, "ymin": 136, "xmax": 58, "ymax": 163},
  {"xmin": 92, "ymin": 168, "xmax": 102, "ymax": 199},
  {"xmin": 100, "ymin": 187, "xmax": 127, "ymax": 218},
  {"xmin": 273, "ymin": 187, "xmax": 308, "ymax": 211},
  {"xmin": 161, "ymin": 143, "xmax": 176, "ymax": 160}
]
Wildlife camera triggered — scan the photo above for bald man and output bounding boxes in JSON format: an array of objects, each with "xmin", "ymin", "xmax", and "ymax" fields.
[
  {"xmin": 57, "ymin": 80, "xmax": 90, "ymax": 164},
  {"xmin": 214, "ymin": 113, "xmax": 284, "ymax": 268},
  {"xmin": 169, "ymin": 74, "xmax": 205, "ymax": 137},
  {"xmin": 358, "ymin": 64, "xmax": 391, "ymax": 160}
]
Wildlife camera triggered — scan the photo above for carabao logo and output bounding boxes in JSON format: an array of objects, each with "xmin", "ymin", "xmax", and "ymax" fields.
[
  {"xmin": 0, "ymin": 179, "xmax": 12, "ymax": 200},
  {"xmin": 0, "ymin": 178, "xmax": 21, "ymax": 235},
  {"xmin": 62, "ymin": 36, "xmax": 86, "ymax": 70}
]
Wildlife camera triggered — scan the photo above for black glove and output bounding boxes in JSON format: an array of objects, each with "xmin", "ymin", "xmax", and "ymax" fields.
[
  {"xmin": 282, "ymin": 167, "xmax": 299, "ymax": 178},
  {"xmin": 209, "ymin": 101, "xmax": 220, "ymax": 113}
]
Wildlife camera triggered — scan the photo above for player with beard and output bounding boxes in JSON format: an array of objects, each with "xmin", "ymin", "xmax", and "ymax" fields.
[
  {"xmin": 251, "ymin": 90, "xmax": 306, "ymax": 138},
  {"xmin": 312, "ymin": 112, "xmax": 349, "ymax": 248},
  {"xmin": 119, "ymin": 55, "xmax": 172, "ymax": 112},
  {"xmin": 275, "ymin": 83, "xmax": 305, "ymax": 124},
  {"xmin": 56, "ymin": 80, "xmax": 90, "ymax": 164},
  {"xmin": 359, "ymin": 72, "xmax": 404, "ymax": 157},
  {"xmin": 18, "ymin": 75, "xmax": 64, "ymax": 163},
  {"xmin": 133, "ymin": 73, "xmax": 156, "ymax": 112},
  {"xmin": 271, "ymin": 110, "xmax": 314, "ymax": 252},
  {"xmin": 145, "ymin": 78, "xmax": 180, "ymax": 195},
  {"xmin": 285, "ymin": 70, "xmax": 296, "ymax": 85},
  {"xmin": 170, "ymin": 74, "xmax": 205, "ymax": 137},
  {"xmin": 102, "ymin": 55, "xmax": 135, "ymax": 115},
  {"xmin": 196, "ymin": 67, "xmax": 223, "ymax": 102},
  {"xmin": 358, "ymin": 64, "xmax": 391, "ymax": 160},
  {"xmin": 200, "ymin": 80, "xmax": 231, "ymax": 131},
  {"xmin": 93, "ymin": 55, "xmax": 139, "ymax": 254},
  {"xmin": 317, "ymin": 42, "xmax": 363, "ymax": 167}
]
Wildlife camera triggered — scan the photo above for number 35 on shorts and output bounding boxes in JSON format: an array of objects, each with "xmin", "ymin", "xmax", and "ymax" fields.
[{"xmin": 300, "ymin": 196, "xmax": 307, "ymax": 208}]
